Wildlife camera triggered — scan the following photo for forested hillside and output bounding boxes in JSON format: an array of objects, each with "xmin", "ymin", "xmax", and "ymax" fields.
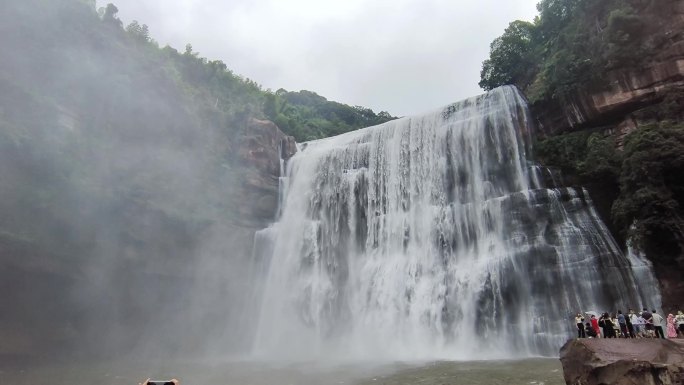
[
  {"xmin": 0, "ymin": 0, "xmax": 393, "ymax": 359},
  {"xmin": 480, "ymin": 0, "xmax": 684, "ymax": 309}
]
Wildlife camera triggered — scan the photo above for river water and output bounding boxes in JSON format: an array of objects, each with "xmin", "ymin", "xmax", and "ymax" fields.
[{"xmin": 1, "ymin": 358, "xmax": 564, "ymax": 385}]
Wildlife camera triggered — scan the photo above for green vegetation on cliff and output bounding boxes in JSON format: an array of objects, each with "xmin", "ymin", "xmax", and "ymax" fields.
[
  {"xmin": 264, "ymin": 90, "xmax": 394, "ymax": 141},
  {"xmin": 0, "ymin": 0, "xmax": 395, "ymax": 242},
  {"xmin": 479, "ymin": 0, "xmax": 675, "ymax": 102},
  {"xmin": 614, "ymin": 121, "xmax": 684, "ymax": 261},
  {"xmin": 534, "ymin": 120, "xmax": 684, "ymax": 259}
]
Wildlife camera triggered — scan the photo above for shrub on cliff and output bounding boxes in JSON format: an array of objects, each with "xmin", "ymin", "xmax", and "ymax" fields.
[{"xmin": 612, "ymin": 122, "xmax": 684, "ymax": 262}]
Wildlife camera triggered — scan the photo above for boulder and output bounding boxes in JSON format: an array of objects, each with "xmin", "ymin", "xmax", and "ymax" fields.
[{"xmin": 559, "ymin": 338, "xmax": 684, "ymax": 385}]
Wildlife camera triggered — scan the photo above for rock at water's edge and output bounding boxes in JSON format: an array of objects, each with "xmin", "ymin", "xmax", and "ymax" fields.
[{"xmin": 559, "ymin": 338, "xmax": 684, "ymax": 385}]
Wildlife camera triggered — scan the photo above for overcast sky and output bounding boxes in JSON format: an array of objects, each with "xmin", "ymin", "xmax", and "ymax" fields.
[{"xmin": 98, "ymin": 0, "xmax": 539, "ymax": 116}]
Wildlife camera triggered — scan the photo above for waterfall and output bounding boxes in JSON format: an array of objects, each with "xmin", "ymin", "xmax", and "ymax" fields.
[{"xmin": 251, "ymin": 86, "xmax": 660, "ymax": 360}]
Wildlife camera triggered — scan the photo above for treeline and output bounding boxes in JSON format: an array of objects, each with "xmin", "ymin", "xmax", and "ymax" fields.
[
  {"xmin": 106, "ymin": 3, "xmax": 395, "ymax": 143},
  {"xmin": 0, "ymin": 0, "xmax": 397, "ymax": 246},
  {"xmin": 265, "ymin": 90, "xmax": 394, "ymax": 141}
]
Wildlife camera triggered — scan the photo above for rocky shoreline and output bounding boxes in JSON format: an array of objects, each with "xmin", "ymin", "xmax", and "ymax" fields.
[{"xmin": 559, "ymin": 338, "xmax": 684, "ymax": 385}]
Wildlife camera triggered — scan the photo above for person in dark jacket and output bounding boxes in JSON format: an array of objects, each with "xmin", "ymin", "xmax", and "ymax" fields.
[
  {"xmin": 600, "ymin": 313, "xmax": 615, "ymax": 338},
  {"xmin": 617, "ymin": 310, "xmax": 628, "ymax": 338},
  {"xmin": 642, "ymin": 308, "xmax": 654, "ymax": 337}
]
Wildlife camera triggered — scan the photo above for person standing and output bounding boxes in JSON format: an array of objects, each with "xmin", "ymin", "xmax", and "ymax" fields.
[
  {"xmin": 630, "ymin": 309, "xmax": 641, "ymax": 337},
  {"xmin": 676, "ymin": 311, "xmax": 684, "ymax": 338},
  {"xmin": 611, "ymin": 313, "xmax": 621, "ymax": 337},
  {"xmin": 617, "ymin": 310, "xmax": 628, "ymax": 338},
  {"xmin": 642, "ymin": 308, "xmax": 654, "ymax": 337},
  {"xmin": 626, "ymin": 309, "xmax": 635, "ymax": 338},
  {"xmin": 667, "ymin": 314, "xmax": 678, "ymax": 338},
  {"xmin": 652, "ymin": 310, "xmax": 665, "ymax": 339},
  {"xmin": 575, "ymin": 313, "xmax": 586, "ymax": 338},
  {"xmin": 600, "ymin": 313, "xmax": 614, "ymax": 338},
  {"xmin": 635, "ymin": 313, "xmax": 646, "ymax": 337},
  {"xmin": 591, "ymin": 314, "xmax": 601, "ymax": 338}
]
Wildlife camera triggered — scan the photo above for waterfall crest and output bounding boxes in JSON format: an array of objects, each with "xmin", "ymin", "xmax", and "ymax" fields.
[{"xmin": 251, "ymin": 86, "xmax": 660, "ymax": 360}]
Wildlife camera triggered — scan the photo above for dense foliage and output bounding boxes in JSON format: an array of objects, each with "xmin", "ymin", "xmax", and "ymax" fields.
[
  {"xmin": 479, "ymin": 0, "xmax": 675, "ymax": 102},
  {"xmin": 613, "ymin": 122, "xmax": 684, "ymax": 261},
  {"xmin": 265, "ymin": 90, "xmax": 394, "ymax": 141}
]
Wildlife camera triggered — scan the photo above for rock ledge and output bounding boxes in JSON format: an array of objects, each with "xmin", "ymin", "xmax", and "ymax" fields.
[{"xmin": 559, "ymin": 338, "xmax": 684, "ymax": 385}]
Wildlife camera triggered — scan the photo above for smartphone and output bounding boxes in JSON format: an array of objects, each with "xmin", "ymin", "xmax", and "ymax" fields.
[{"xmin": 146, "ymin": 381, "xmax": 174, "ymax": 385}]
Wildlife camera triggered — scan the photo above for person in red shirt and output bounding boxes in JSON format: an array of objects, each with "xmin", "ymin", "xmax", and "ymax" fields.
[{"xmin": 590, "ymin": 314, "xmax": 601, "ymax": 338}]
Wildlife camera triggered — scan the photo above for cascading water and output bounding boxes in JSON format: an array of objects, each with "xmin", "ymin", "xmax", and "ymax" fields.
[{"xmin": 251, "ymin": 86, "xmax": 660, "ymax": 361}]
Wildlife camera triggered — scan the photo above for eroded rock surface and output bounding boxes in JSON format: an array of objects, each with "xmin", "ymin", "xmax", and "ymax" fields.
[
  {"xmin": 532, "ymin": 0, "xmax": 684, "ymax": 137},
  {"xmin": 560, "ymin": 338, "xmax": 684, "ymax": 385},
  {"xmin": 236, "ymin": 118, "xmax": 297, "ymax": 224}
]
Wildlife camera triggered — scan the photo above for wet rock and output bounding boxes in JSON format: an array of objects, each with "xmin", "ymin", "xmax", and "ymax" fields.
[
  {"xmin": 236, "ymin": 118, "xmax": 297, "ymax": 224},
  {"xmin": 559, "ymin": 338, "xmax": 684, "ymax": 385}
]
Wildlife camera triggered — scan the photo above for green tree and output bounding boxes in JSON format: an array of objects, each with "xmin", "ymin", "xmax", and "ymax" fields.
[
  {"xmin": 479, "ymin": 0, "xmax": 661, "ymax": 101},
  {"xmin": 479, "ymin": 20, "xmax": 538, "ymax": 91},
  {"xmin": 125, "ymin": 20, "xmax": 150, "ymax": 42},
  {"xmin": 101, "ymin": 3, "xmax": 122, "ymax": 27}
]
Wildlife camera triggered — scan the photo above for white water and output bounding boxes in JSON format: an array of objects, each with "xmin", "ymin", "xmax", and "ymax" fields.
[{"xmin": 251, "ymin": 86, "xmax": 660, "ymax": 361}]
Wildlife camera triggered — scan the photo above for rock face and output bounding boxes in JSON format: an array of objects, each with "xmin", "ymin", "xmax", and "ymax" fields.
[
  {"xmin": 530, "ymin": 0, "xmax": 684, "ymax": 311},
  {"xmin": 237, "ymin": 118, "xmax": 297, "ymax": 224},
  {"xmin": 532, "ymin": 1, "xmax": 684, "ymax": 137},
  {"xmin": 559, "ymin": 339, "xmax": 684, "ymax": 385}
]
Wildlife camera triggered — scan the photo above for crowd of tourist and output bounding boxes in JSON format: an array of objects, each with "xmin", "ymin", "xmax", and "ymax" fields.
[{"xmin": 574, "ymin": 309, "xmax": 684, "ymax": 339}]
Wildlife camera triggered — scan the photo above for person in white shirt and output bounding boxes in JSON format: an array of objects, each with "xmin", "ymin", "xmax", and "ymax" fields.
[
  {"xmin": 634, "ymin": 314, "xmax": 646, "ymax": 337},
  {"xmin": 629, "ymin": 309, "xmax": 640, "ymax": 336},
  {"xmin": 652, "ymin": 309, "xmax": 665, "ymax": 339},
  {"xmin": 575, "ymin": 313, "xmax": 586, "ymax": 338}
]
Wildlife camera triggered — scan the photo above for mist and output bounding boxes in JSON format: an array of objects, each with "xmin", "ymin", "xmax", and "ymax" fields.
[{"xmin": 0, "ymin": 0, "xmax": 274, "ymax": 362}]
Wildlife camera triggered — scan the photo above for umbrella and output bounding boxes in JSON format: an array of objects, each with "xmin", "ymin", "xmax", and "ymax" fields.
[{"xmin": 585, "ymin": 311, "xmax": 599, "ymax": 317}]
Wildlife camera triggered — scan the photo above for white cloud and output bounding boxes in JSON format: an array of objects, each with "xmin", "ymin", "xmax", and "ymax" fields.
[{"xmin": 98, "ymin": 0, "xmax": 539, "ymax": 116}]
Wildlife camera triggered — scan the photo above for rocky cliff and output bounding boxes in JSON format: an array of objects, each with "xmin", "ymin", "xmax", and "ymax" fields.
[
  {"xmin": 531, "ymin": 2, "xmax": 684, "ymax": 138},
  {"xmin": 237, "ymin": 119, "xmax": 297, "ymax": 224},
  {"xmin": 528, "ymin": 1, "xmax": 684, "ymax": 312},
  {"xmin": 560, "ymin": 338, "xmax": 684, "ymax": 385}
]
